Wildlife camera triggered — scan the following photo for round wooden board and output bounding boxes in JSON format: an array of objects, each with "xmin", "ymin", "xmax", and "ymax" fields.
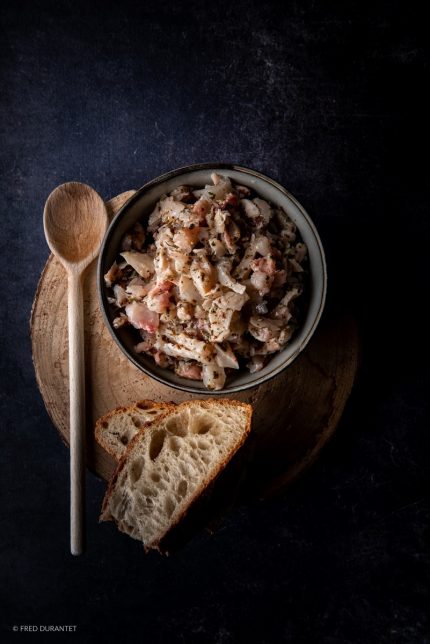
[{"xmin": 31, "ymin": 191, "xmax": 359, "ymax": 499}]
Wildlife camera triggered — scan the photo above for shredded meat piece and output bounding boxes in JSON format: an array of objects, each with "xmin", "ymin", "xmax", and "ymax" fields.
[
  {"xmin": 134, "ymin": 334, "xmax": 156, "ymax": 352},
  {"xmin": 146, "ymin": 281, "xmax": 174, "ymax": 314},
  {"xmin": 125, "ymin": 302, "xmax": 159, "ymax": 333},
  {"xmin": 113, "ymin": 284, "xmax": 128, "ymax": 307},
  {"xmin": 250, "ymin": 270, "xmax": 273, "ymax": 295},
  {"xmin": 104, "ymin": 261, "xmax": 122, "ymax": 287},
  {"xmin": 250, "ymin": 257, "xmax": 277, "ymax": 276},
  {"xmin": 113, "ymin": 313, "xmax": 129, "ymax": 329},
  {"xmin": 170, "ymin": 185, "xmax": 194, "ymax": 203},
  {"xmin": 175, "ymin": 361, "xmax": 203, "ymax": 380},
  {"xmin": 192, "ymin": 198, "xmax": 212, "ymax": 218},
  {"xmin": 153, "ymin": 351, "xmax": 170, "ymax": 368},
  {"xmin": 220, "ymin": 193, "xmax": 239, "ymax": 210}
]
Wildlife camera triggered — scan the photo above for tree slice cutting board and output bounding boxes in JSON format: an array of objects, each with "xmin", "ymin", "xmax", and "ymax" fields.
[{"xmin": 31, "ymin": 191, "xmax": 360, "ymax": 499}]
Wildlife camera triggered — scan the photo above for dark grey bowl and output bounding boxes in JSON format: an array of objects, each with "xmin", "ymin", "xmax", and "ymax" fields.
[{"xmin": 97, "ymin": 163, "xmax": 327, "ymax": 394}]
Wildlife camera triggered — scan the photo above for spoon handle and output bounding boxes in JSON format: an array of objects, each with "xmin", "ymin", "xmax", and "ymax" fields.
[{"xmin": 68, "ymin": 271, "xmax": 86, "ymax": 555}]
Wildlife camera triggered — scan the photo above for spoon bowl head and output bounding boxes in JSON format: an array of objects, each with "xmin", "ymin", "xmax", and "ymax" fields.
[{"xmin": 44, "ymin": 182, "xmax": 108, "ymax": 270}]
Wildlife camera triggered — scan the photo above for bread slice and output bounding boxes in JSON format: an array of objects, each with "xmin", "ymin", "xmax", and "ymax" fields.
[
  {"xmin": 100, "ymin": 399, "xmax": 252, "ymax": 551},
  {"xmin": 95, "ymin": 400, "xmax": 175, "ymax": 460}
]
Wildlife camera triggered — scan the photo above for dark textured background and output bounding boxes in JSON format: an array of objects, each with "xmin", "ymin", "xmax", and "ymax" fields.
[{"xmin": 1, "ymin": 1, "xmax": 429, "ymax": 642}]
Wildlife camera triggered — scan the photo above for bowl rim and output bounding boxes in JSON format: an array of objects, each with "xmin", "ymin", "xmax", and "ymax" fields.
[{"xmin": 97, "ymin": 162, "xmax": 327, "ymax": 394}]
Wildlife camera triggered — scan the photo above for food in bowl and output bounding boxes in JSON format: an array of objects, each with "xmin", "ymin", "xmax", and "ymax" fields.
[{"xmin": 103, "ymin": 173, "xmax": 308, "ymax": 390}]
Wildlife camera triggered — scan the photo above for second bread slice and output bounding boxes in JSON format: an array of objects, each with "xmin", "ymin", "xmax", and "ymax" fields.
[{"xmin": 95, "ymin": 400, "xmax": 175, "ymax": 460}]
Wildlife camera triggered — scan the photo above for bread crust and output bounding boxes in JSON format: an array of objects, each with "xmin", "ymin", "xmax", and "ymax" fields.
[
  {"xmin": 100, "ymin": 399, "xmax": 252, "ymax": 551},
  {"xmin": 94, "ymin": 400, "xmax": 176, "ymax": 459}
]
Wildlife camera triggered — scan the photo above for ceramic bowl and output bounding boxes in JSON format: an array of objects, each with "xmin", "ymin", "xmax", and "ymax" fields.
[{"xmin": 98, "ymin": 163, "xmax": 327, "ymax": 394}]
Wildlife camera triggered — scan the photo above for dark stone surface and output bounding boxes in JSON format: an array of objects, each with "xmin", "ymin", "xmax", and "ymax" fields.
[{"xmin": 1, "ymin": 1, "xmax": 429, "ymax": 642}]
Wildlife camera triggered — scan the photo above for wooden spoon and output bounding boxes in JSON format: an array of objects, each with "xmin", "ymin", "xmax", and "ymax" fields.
[{"xmin": 43, "ymin": 183, "xmax": 109, "ymax": 555}]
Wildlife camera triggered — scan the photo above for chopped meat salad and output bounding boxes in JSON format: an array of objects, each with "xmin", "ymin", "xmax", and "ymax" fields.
[{"xmin": 104, "ymin": 173, "xmax": 308, "ymax": 390}]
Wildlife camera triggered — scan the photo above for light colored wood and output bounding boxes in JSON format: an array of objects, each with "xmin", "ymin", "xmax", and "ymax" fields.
[
  {"xmin": 43, "ymin": 183, "xmax": 109, "ymax": 556},
  {"xmin": 32, "ymin": 190, "xmax": 360, "ymax": 503},
  {"xmin": 66, "ymin": 272, "xmax": 86, "ymax": 555}
]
